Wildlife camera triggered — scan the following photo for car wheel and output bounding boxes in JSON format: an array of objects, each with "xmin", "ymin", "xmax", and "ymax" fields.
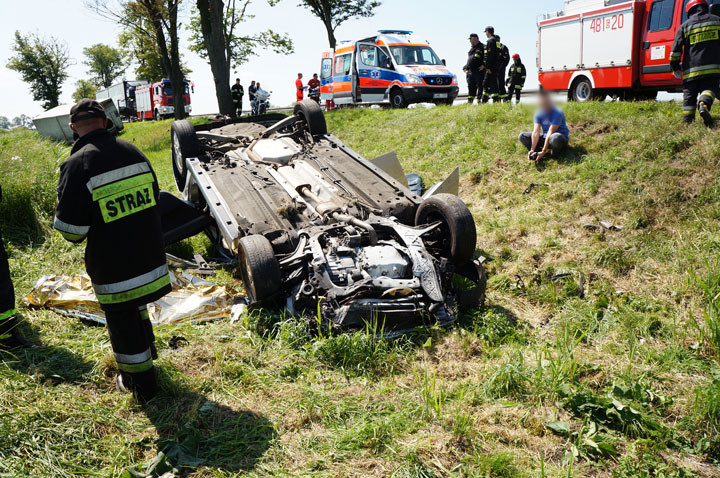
[
  {"xmin": 390, "ymin": 88, "xmax": 408, "ymax": 108},
  {"xmin": 238, "ymin": 234, "xmax": 281, "ymax": 304},
  {"xmin": 415, "ymin": 193, "xmax": 476, "ymax": 265},
  {"xmin": 570, "ymin": 77, "xmax": 593, "ymax": 102},
  {"xmin": 171, "ymin": 120, "xmax": 199, "ymax": 194},
  {"xmin": 293, "ymin": 99, "xmax": 328, "ymax": 135}
]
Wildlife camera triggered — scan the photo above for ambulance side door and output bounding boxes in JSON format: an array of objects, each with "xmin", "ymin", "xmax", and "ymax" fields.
[
  {"xmin": 332, "ymin": 52, "xmax": 353, "ymax": 104},
  {"xmin": 356, "ymin": 43, "xmax": 394, "ymax": 103},
  {"xmin": 320, "ymin": 51, "xmax": 333, "ymax": 101}
]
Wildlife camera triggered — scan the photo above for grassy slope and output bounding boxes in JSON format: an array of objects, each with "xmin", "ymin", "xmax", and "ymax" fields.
[{"xmin": 1, "ymin": 102, "xmax": 719, "ymax": 477}]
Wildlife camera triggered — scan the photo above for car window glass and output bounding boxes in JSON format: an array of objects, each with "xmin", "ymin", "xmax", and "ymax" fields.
[
  {"xmin": 359, "ymin": 44, "xmax": 378, "ymax": 67},
  {"xmin": 648, "ymin": 0, "xmax": 676, "ymax": 32},
  {"xmin": 378, "ymin": 47, "xmax": 394, "ymax": 70},
  {"xmin": 334, "ymin": 54, "xmax": 351, "ymax": 76},
  {"xmin": 321, "ymin": 58, "xmax": 333, "ymax": 79}
]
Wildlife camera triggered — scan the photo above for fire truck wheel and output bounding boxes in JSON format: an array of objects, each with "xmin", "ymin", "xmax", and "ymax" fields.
[
  {"xmin": 238, "ymin": 234, "xmax": 281, "ymax": 304},
  {"xmin": 415, "ymin": 193, "xmax": 477, "ymax": 265},
  {"xmin": 293, "ymin": 99, "xmax": 327, "ymax": 136},
  {"xmin": 171, "ymin": 120, "xmax": 199, "ymax": 194},
  {"xmin": 570, "ymin": 77, "xmax": 593, "ymax": 102},
  {"xmin": 390, "ymin": 88, "xmax": 408, "ymax": 108}
]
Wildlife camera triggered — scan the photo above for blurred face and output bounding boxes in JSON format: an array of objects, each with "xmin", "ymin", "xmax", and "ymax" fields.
[
  {"xmin": 485, "ymin": 30, "xmax": 492, "ymax": 38},
  {"xmin": 469, "ymin": 36, "xmax": 479, "ymax": 46},
  {"xmin": 313, "ymin": 74, "xmax": 318, "ymax": 79},
  {"xmin": 539, "ymin": 93, "xmax": 553, "ymax": 112},
  {"xmin": 69, "ymin": 117, "xmax": 108, "ymax": 137}
]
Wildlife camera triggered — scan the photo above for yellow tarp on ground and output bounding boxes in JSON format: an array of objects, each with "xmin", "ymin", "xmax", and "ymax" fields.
[{"xmin": 24, "ymin": 271, "xmax": 240, "ymax": 326}]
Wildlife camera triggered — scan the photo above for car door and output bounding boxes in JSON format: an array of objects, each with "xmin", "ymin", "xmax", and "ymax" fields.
[
  {"xmin": 320, "ymin": 50, "xmax": 334, "ymax": 101},
  {"xmin": 355, "ymin": 43, "xmax": 394, "ymax": 103},
  {"xmin": 640, "ymin": 0, "xmax": 680, "ymax": 85}
]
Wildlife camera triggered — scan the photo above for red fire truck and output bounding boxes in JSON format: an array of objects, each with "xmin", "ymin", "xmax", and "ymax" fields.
[
  {"xmin": 136, "ymin": 79, "xmax": 193, "ymax": 120},
  {"xmin": 538, "ymin": 0, "xmax": 720, "ymax": 101}
]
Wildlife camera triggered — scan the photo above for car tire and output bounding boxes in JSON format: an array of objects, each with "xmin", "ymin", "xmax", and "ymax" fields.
[
  {"xmin": 238, "ymin": 234, "xmax": 281, "ymax": 304},
  {"xmin": 171, "ymin": 120, "xmax": 199, "ymax": 194},
  {"xmin": 293, "ymin": 99, "xmax": 327, "ymax": 135},
  {"xmin": 415, "ymin": 193, "xmax": 476, "ymax": 265},
  {"xmin": 390, "ymin": 88, "xmax": 408, "ymax": 108},
  {"xmin": 570, "ymin": 77, "xmax": 593, "ymax": 102}
]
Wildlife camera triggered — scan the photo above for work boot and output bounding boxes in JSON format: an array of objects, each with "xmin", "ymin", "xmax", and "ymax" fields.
[
  {"xmin": 116, "ymin": 369, "xmax": 158, "ymax": 403},
  {"xmin": 698, "ymin": 102, "xmax": 714, "ymax": 127},
  {"xmin": 0, "ymin": 328, "xmax": 38, "ymax": 350},
  {"xmin": 683, "ymin": 113, "xmax": 695, "ymax": 124}
]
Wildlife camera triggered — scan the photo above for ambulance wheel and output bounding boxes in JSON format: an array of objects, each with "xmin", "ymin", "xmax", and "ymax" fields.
[
  {"xmin": 293, "ymin": 99, "xmax": 327, "ymax": 135},
  {"xmin": 570, "ymin": 77, "xmax": 593, "ymax": 102},
  {"xmin": 171, "ymin": 120, "xmax": 199, "ymax": 194},
  {"xmin": 390, "ymin": 88, "xmax": 408, "ymax": 108},
  {"xmin": 415, "ymin": 193, "xmax": 476, "ymax": 265},
  {"xmin": 238, "ymin": 235, "xmax": 281, "ymax": 304}
]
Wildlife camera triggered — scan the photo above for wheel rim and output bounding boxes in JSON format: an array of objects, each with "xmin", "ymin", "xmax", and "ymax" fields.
[
  {"xmin": 392, "ymin": 92, "xmax": 402, "ymax": 107},
  {"xmin": 576, "ymin": 82, "xmax": 591, "ymax": 101},
  {"xmin": 172, "ymin": 132, "xmax": 184, "ymax": 174}
]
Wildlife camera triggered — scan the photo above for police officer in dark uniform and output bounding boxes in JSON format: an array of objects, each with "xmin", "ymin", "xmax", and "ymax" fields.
[
  {"xmin": 496, "ymin": 35, "xmax": 511, "ymax": 102},
  {"xmin": 670, "ymin": 0, "xmax": 720, "ymax": 126},
  {"xmin": 507, "ymin": 53, "xmax": 527, "ymax": 104},
  {"xmin": 482, "ymin": 26, "xmax": 501, "ymax": 103},
  {"xmin": 0, "ymin": 186, "xmax": 35, "ymax": 350},
  {"xmin": 231, "ymin": 78, "xmax": 244, "ymax": 117},
  {"xmin": 54, "ymin": 99, "xmax": 171, "ymax": 401},
  {"xmin": 463, "ymin": 33, "xmax": 485, "ymax": 104}
]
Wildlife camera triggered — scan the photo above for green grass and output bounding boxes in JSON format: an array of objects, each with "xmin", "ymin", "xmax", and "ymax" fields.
[{"xmin": 2, "ymin": 102, "xmax": 720, "ymax": 476}]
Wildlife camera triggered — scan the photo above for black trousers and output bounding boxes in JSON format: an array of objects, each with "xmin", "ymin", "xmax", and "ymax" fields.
[
  {"xmin": 0, "ymin": 228, "xmax": 17, "ymax": 338},
  {"xmin": 518, "ymin": 131, "xmax": 568, "ymax": 157},
  {"xmin": 498, "ymin": 68, "xmax": 508, "ymax": 101},
  {"xmin": 467, "ymin": 70, "xmax": 483, "ymax": 102},
  {"xmin": 482, "ymin": 70, "xmax": 500, "ymax": 102},
  {"xmin": 507, "ymin": 80, "xmax": 523, "ymax": 102},
  {"xmin": 682, "ymin": 77, "xmax": 719, "ymax": 122},
  {"xmin": 104, "ymin": 304, "xmax": 157, "ymax": 400},
  {"xmin": 232, "ymin": 98, "xmax": 243, "ymax": 117}
]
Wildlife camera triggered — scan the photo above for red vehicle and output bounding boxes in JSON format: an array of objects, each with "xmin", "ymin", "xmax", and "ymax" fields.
[
  {"xmin": 136, "ymin": 79, "xmax": 193, "ymax": 120},
  {"xmin": 538, "ymin": 0, "xmax": 720, "ymax": 101}
]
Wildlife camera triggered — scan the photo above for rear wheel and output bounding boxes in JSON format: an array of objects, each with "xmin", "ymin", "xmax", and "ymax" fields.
[
  {"xmin": 238, "ymin": 235, "xmax": 281, "ymax": 304},
  {"xmin": 570, "ymin": 77, "xmax": 593, "ymax": 102},
  {"xmin": 415, "ymin": 193, "xmax": 477, "ymax": 265},
  {"xmin": 293, "ymin": 99, "xmax": 327, "ymax": 135},
  {"xmin": 390, "ymin": 88, "xmax": 408, "ymax": 108},
  {"xmin": 171, "ymin": 120, "xmax": 199, "ymax": 194}
]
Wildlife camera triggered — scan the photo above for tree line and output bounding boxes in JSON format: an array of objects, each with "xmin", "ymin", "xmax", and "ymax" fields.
[{"xmin": 6, "ymin": 0, "xmax": 380, "ymax": 119}]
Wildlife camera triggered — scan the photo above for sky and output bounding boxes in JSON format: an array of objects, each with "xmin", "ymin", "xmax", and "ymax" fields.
[{"xmin": 0, "ymin": 0, "xmax": 564, "ymax": 119}]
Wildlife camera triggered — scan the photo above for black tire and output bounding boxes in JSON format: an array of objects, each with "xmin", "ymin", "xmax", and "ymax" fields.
[
  {"xmin": 293, "ymin": 99, "xmax": 327, "ymax": 135},
  {"xmin": 154, "ymin": 109, "xmax": 160, "ymax": 121},
  {"xmin": 390, "ymin": 88, "xmax": 408, "ymax": 108},
  {"xmin": 171, "ymin": 120, "xmax": 199, "ymax": 194},
  {"xmin": 415, "ymin": 193, "xmax": 476, "ymax": 265},
  {"xmin": 570, "ymin": 77, "xmax": 593, "ymax": 102},
  {"xmin": 238, "ymin": 235, "xmax": 281, "ymax": 304}
]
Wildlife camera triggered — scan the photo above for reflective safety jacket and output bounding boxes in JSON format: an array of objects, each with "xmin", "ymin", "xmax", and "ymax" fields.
[
  {"xmin": 231, "ymin": 83, "xmax": 244, "ymax": 101},
  {"xmin": 508, "ymin": 61, "xmax": 527, "ymax": 88},
  {"xmin": 499, "ymin": 43, "xmax": 510, "ymax": 69},
  {"xmin": 670, "ymin": 9, "xmax": 720, "ymax": 81},
  {"xmin": 54, "ymin": 129, "xmax": 171, "ymax": 311},
  {"xmin": 484, "ymin": 35, "xmax": 501, "ymax": 71},
  {"xmin": 464, "ymin": 43, "xmax": 485, "ymax": 73}
]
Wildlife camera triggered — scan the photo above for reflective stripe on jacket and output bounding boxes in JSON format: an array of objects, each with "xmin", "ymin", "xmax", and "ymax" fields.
[{"xmin": 671, "ymin": 10, "xmax": 720, "ymax": 81}]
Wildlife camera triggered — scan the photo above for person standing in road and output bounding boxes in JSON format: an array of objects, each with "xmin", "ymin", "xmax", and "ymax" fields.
[
  {"xmin": 295, "ymin": 73, "xmax": 305, "ymax": 103},
  {"xmin": 496, "ymin": 35, "xmax": 511, "ymax": 102},
  {"xmin": 482, "ymin": 26, "xmax": 501, "ymax": 103},
  {"xmin": 54, "ymin": 99, "xmax": 171, "ymax": 402},
  {"xmin": 463, "ymin": 33, "xmax": 485, "ymax": 104},
  {"xmin": 231, "ymin": 78, "xmax": 244, "ymax": 117},
  {"xmin": 670, "ymin": 0, "xmax": 720, "ymax": 126},
  {"xmin": 507, "ymin": 54, "xmax": 527, "ymax": 104}
]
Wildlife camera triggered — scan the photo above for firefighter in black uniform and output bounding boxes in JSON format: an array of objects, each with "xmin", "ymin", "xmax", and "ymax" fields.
[
  {"xmin": 670, "ymin": 0, "xmax": 720, "ymax": 126},
  {"xmin": 0, "ymin": 187, "xmax": 35, "ymax": 350},
  {"xmin": 463, "ymin": 33, "xmax": 485, "ymax": 104},
  {"xmin": 54, "ymin": 99, "xmax": 171, "ymax": 401},
  {"xmin": 507, "ymin": 53, "xmax": 527, "ymax": 104},
  {"xmin": 482, "ymin": 26, "xmax": 501, "ymax": 103},
  {"xmin": 496, "ymin": 35, "xmax": 511, "ymax": 102},
  {"xmin": 231, "ymin": 78, "xmax": 244, "ymax": 117}
]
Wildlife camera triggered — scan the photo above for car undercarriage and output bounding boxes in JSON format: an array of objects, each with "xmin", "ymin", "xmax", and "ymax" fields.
[{"xmin": 163, "ymin": 100, "xmax": 486, "ymax": 335}]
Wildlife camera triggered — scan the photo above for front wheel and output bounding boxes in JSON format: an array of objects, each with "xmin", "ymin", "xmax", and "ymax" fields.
[
  {"xmin": 415, "ymin": 193, "xmax": 477, "ymax": 265},
  {"xmin": 238, "ymin": 235, "xmax": 281, "ymax": 304},
  {"xmin": 171, "ymin": 120, "xmax": 199, "ymax": 194},
  {"xmin": 570, "ymin": 77, "xmax": 593, "ymax": 102},
  {"xmin": 390, "ymin": 88, "xmax": 408, "ymax": 108}
]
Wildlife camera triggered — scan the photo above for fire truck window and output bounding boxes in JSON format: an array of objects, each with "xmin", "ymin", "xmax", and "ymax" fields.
[
  {"xmin": 321, "ymin": 58, "xmax": 333, "ymax": 79},
  {"xmin": 648, "ymin": 0, "xmax": 676, "ymax": 32}
]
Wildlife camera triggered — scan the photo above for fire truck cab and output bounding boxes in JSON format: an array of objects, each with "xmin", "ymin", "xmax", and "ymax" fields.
[
  {"xmin": 538, "ymin": 0, "xmax": 720, "ymax": 101},
  {"xmin": 320, "ymin": 30, "xmax": 459, "ymax": 108},
  {"xmin": 136, "ymin": 79, "xmax": 193, "ymax": 120}
]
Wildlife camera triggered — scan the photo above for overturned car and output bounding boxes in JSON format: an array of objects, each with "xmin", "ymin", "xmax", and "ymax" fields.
[{"xmin": 163, "ymin": 100, "xmax": 485, "ymax": 335}]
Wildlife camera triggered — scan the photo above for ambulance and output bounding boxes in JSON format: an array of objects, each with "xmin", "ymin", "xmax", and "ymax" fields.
[{"xmin": 320, "ymin": 30, "xmax": 459, "ymax": 108}]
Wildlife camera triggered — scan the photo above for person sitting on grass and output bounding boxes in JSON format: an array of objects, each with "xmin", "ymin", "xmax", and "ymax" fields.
[{"xmin": 518, "ymin": 90, "xmax": 570, "ymax": 163}]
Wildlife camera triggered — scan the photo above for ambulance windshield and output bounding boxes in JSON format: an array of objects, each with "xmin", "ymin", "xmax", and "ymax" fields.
[{"xmin": 389, "ymin": 45, "xmax": 443, "ymax": 66}]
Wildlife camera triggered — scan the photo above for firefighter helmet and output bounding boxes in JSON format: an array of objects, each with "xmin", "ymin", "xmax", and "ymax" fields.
[
  {"xmin": 512, "ymin": 53, "xmax": 520, "ymax": 60},
  {"xmin": 686, "ymin": 0, "xmax": 709, "ymax": 15}
]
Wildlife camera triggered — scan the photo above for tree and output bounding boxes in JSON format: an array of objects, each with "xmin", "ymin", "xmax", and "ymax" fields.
[
  {"xmin": 189, "ymin": 0, "xmax": 292, "ymax": 116},
  {"xmin": 0, "ymin": 117, "xmax": 11, "ymax": 130},
  {"xmin": 298, "ymin": 0, "xmax": 380, "ymax": 49},
  {"xmin": 87, "ymin": 0, "xmax": 188, "ymax": 119},
  {"xmin": 11, "ymin": 115, "xmax": 33, "ymax": 128},
  {"xmin": 6, "ymin": 31, "xmax": 72, "ymax": 110},
  {"xmin": 73, "ymin": 80, "xmax": 98, "ymax": 102},
  {"xmin": 83, "ymin": 43, "xmax": 126, "ymax": 88}
]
